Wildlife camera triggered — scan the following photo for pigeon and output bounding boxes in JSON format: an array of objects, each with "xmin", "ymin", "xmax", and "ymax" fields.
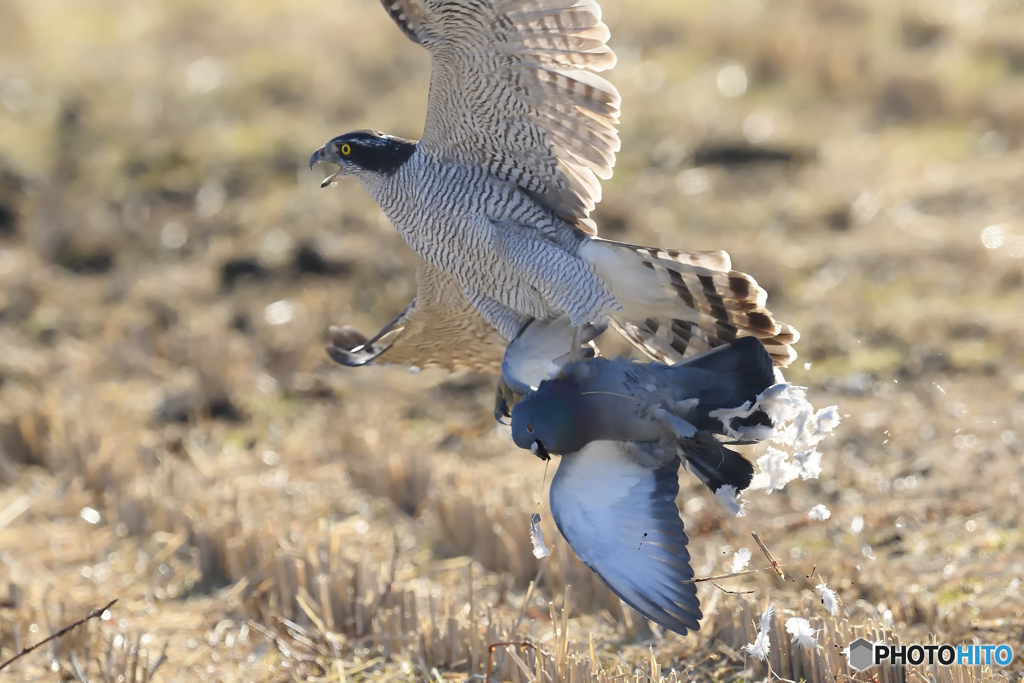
[
  {"xmin": 511, "ymin": 335, "xmax": 777, "ymax": 495},
  {"xmin": 502, "ymin": 336, "xmax": 778, "ymax": 635}
]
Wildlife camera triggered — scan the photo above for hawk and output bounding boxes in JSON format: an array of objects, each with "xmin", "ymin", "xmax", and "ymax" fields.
[{"xmin": 310, "ymin": 0, "xmax": 799, "ymax": 374}]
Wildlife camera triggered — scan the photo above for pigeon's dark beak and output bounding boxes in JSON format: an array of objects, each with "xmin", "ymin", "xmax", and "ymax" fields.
[{"xmin": 531, "ymin": 440, "xmax": 550, "ymax": 462}]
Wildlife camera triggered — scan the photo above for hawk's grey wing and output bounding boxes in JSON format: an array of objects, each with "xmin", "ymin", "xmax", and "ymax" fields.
[
  {"xmin": 550, "ymin": 441, "xmax": 702, "ymax": 635},
  {"xmin": 327, "ymin": 257, "xmax": 507, "ymax": 372},
  {"xmin": 381, "ymin": 0, "xmax": 620, "ymax": 232}
]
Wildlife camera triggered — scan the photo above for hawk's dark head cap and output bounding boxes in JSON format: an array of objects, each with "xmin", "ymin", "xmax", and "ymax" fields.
[{"xmin": 310, "ymin": 130, "xmax": 417, "ymax": 185}]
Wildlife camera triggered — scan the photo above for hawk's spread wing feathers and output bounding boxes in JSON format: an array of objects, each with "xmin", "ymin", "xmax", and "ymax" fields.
[
  {"xmin": 327, "ymin": 257, "xmax": 507, "ymax": 372},
  {"xmin": 381, "ymin": 0, "xmax": 621, "ymax": 232}
]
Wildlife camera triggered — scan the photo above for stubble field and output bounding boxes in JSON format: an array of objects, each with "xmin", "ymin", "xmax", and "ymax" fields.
[{"xmin": 1, "ymin": 0, "xmax": 1023, "ymax": 680}]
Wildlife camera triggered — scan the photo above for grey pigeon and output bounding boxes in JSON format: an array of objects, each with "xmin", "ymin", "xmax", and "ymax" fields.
[
  {"xmin": 507, "ymin": 337, "xmax": 777, "ymax": 636},
  {"xmin": 512, "ymin": 336, "xmax": 775, "ymax": 495}
]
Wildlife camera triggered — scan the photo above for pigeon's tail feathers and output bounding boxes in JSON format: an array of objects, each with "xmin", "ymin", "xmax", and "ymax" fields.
[
  {"xmin": 680, "ymin": 436, "xmax": 755, "ymax": 493},
  {"xmin": 680, "ymin": 336, "xmax": 777, "ymax": 404},
  {"xmin": 663, "ymin": 337, "xmax": 777, "ymax": 435},
  {"xmin": 579, "ymin": 238, "xmax": 799, "ymax": 367}
]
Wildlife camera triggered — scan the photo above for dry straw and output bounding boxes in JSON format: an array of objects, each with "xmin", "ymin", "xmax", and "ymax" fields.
[{"xmin": 1, "ymin": 388, "xmax": 1015, "ymax": 681}]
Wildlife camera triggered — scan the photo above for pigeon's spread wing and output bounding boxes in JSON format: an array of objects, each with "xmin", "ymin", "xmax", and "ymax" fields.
[
  {"xmin": 380, "ymin": 0, "xmax": 620, "ymax": 232},
  {"xmin": 549, "ymin": 441, "xmax": 701, "ymax": 635},
  {"xmin": 327, "ymin": 257, "xmax": 507, "ymax": 373}
]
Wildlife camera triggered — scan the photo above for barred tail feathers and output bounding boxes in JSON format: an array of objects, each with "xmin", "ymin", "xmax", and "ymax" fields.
[{"xmin": 579, "ymin": 239, "xmax": 799, "ymax": 367}]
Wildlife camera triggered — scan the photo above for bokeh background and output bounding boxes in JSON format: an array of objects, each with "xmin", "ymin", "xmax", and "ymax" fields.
[{"xmin": 1, "ymin": 0, "xmax": 1023, "ymax": 680}]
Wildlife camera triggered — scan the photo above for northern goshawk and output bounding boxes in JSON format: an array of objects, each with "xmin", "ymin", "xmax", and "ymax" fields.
[{"xmin": 310, "ymin": 0, "xmax": 799, "ymax": 374}]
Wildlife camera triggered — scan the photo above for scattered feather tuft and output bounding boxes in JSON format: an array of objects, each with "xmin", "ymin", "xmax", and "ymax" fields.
[
  {"xmin": 710, "ymin": 384, "xmax": 841, "ymax": 495},
  {"xmin": 731, "ymin": 547, "xmax": 751, "ymax": 573},
  {"xmin": 715, "ymin": 484, "xmax": 749, "ymax": 517},
  {"xmin": 813, "ymin": 405, "xmax": 842, "ymax": 436},
  {"xmin": 708, "ymin": 400, "xmax": 754, "ymax": 440},
  {"xmin": 750, "ymin": 448, "xmax": 800, "ymax": 493},
  {"xmin": 743, "ymin": 604, "xmax": 775, "ymax": 661},
  {"xmin": 817, "ymin": 581, "xmax": 840, "ymax": 615},
  {"xmin": 758, "ymin": 603, "xmax": 775, "ymax": 633},
  {"xmin": 808, "ymin": 504, "xmax": 831, "ymax": 521},
  {"xmin": 793, "ymin": 449, "xmax": 822, "ymax": 480},
  {"xmin": 529, "ymin": 513, "xmax": 550, "ymax": 559},
  {"xmin": 785, "ymin": 617, "xmax": 818, "ymax": 650}
]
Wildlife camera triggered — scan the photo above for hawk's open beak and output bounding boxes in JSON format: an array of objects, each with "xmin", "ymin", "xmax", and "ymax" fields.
[
  {"xmin": 308, "ymin": 148, "xmax": 323, "ymax": 171},
  {"xmin": 309, "ymin": 148, "xmax": 340, "ymax": 188}
]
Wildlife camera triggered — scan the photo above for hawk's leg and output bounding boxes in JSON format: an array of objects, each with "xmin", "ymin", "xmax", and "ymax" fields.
[
  {"xmin": 570, "ymin": 325, "xmax": 586, "ymax": 362},
  {"xmin": 493, "ymin": 375, "xmax": 525, "ymax": 423}
]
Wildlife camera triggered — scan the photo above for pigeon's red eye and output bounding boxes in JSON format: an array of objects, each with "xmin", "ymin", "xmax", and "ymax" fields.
[{"xmin": 526, "ymin": 424, "xmax": 534, "ymax": 433}]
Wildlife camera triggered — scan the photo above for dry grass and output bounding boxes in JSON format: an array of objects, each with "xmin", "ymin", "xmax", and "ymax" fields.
[{"xmin": 2, "ymin": 0, "xmax": 1024, "ymax": 680}]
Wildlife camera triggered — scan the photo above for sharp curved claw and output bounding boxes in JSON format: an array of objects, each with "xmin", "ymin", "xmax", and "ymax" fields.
[
  {"xmin": 494, "ymin": 399, "xmax": 510, "ymax": 425},
  {"xmin": 494, "ymin": 376, "xmax": 516, "ymax": 423}
]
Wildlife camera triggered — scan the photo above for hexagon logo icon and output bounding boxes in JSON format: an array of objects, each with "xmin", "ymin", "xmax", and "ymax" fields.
[{"xmin": 847, "ymin": 638, "xmax": 876, "ymax": 671}]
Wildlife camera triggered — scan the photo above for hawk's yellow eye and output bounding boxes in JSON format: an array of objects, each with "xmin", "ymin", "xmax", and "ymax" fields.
[{"xmin": 340, "ymin": 143, "xmax": 352, "ymax": 156}]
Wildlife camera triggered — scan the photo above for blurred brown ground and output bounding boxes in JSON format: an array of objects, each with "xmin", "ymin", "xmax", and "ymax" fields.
[{"xmin": 1, "ymin": 0, "xmax": 1023, "ymax": 680}]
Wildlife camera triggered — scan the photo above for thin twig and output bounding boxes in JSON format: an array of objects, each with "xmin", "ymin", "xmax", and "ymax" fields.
[
  {"xmin": 751, "ymin": 531, "xmax": 785, "ymax": 580},
  {"xmin": 680, "ymin": 568, "xmax": 760, "ymax": 585},
  {"xmin": 295, "ymin": 589, "xmax": 332, "ymax": 649},
  {"xmin": 0, "ymin": 599, "xmax": 116, "ymax": 672},
  {"xmin": 268, "ymin": 614, "xmax": 330, "ymax": 658},
  {"xmin": 708, "ymin": 579, "xmax": 755, "ymax": 595}
]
